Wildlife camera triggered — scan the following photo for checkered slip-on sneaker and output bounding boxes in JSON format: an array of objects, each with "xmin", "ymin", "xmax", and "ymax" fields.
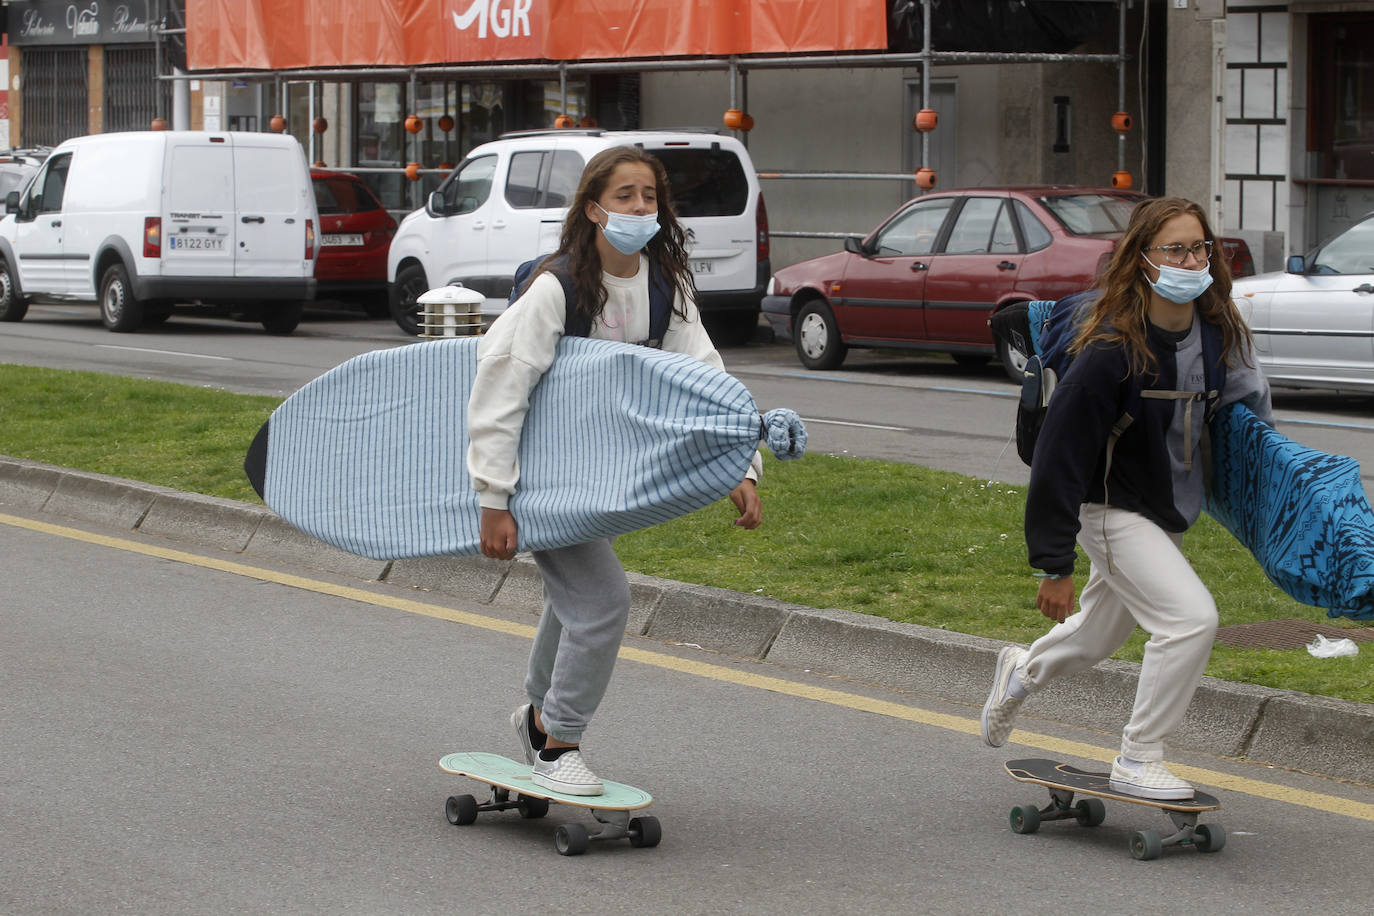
[
  {"xmin": 532, "ymin": 748, "xmax": 604, "ymax": 796},
  {"xmin": 981, "ymin": 645, "xmax": 1028, "ymax": 748},
  {"xmin": 511, "ymin": 703, "xmax": 540, "ymax": 766},
  {"xmin": 1109, "ymin": 757, "xmax": 1195, "ymax": 800}
]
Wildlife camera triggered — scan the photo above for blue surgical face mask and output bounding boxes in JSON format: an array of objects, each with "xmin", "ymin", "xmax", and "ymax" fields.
[
  {"xmin": 1142, "ymin": 256, "xmax": 1214, "ymax": 305},
  {"xmin": 594, "ymin": 201, "xmax": 660, "ymax": 255}
]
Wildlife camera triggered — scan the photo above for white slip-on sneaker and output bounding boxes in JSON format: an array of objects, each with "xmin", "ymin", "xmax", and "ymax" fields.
[
  {"xmin": 981, "ymin": 646, "xmax": 1028, "ymax": 747},
  {"xmin": 532, "ymin": 748, "xmax": 604, "ymax": 796},
  {"xmin": 511, "ymin": 703, "xmax": 540, "ymax": 766},
  {"xmin": 1109, "ymin": 756, "xmax": 1194, "ymax": 800}
]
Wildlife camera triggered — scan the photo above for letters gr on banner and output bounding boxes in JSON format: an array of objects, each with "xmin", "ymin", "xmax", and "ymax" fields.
[{"xmin": 452, "ymin": 0, "xmax": 534, "ymax": 40}]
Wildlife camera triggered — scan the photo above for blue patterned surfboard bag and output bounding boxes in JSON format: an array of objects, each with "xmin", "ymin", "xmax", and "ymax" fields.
[
  {"xmin": 258, "ymin": 336, "xmax": 805, "ymax": 560},
  {"xmin": 1208, "ymin": 402, "xmax": 1374, "ymax": 620}
]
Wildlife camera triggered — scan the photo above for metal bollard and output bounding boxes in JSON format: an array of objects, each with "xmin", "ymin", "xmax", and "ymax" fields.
[{"xmin": 418, "ymin": 285, "xmax": 485, "ymax": 338}]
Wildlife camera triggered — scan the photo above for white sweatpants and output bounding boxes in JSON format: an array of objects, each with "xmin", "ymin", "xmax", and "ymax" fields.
[{"xmin": 1020, "ymin": 503, "xmax": 1218, "ymax": 762}]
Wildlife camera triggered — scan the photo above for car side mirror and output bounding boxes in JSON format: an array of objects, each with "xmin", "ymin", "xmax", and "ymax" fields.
[
  {"xmin": 4, "ymin": 191, "xmax": 18, "ymax": 214},
  {"xmin": 427, "ymin": 190, "xmax": 447, "ymax": 217},
  {"xmin": 843, "ymin": 235, "xmax": 867, "ymax": 257},
  {"xmin": 1285, "ymin": 254, "xmax": 1306, "ymax": 274}
]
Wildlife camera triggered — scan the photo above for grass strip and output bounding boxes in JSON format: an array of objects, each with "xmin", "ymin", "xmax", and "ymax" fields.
[{"xmin": 2, "ymin": 362, "xmax": 1368, "ymax": 704}]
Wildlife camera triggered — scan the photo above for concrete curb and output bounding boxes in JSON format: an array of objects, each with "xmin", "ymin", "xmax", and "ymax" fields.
[{"xmin": 3, "ymin": 454, "xmax": 1370, "ymax": 785}]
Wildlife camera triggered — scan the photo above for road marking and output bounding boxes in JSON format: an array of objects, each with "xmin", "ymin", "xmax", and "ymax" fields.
[
  {"xmin": 94, "ymin": 344, "xmax": 232, "ymax": 361},
  {"xmin": 802, "ymin": 418, "xmax": 909, "ymax": 432},
  {"xmin": 1281, "ymin": 417, "xmax": 1374, "ymax": 433},
  {"xmin": 3, "ymin": 509, "xmax": 1371, "ymax": 822}
]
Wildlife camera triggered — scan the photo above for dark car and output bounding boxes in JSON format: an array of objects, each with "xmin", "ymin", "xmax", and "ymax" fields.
[
  {"xmin": 763, "ymin": 187, "xmax": 1255, "ymax": 379},
  {"xmin": 311, "ymin": 168, "xmax": 397, "ymax": 317}
]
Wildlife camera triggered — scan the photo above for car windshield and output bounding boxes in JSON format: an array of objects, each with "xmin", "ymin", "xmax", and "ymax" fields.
[
  {"xmin": 651, "ymin": 148, "xmax": 748, "ymax": 218},
  {"xmin": 1311, "ymin": 216, "xmax": 1374, "ymax": 275},
  {"xmin": 1037, "ymin": 194, "xmax": 1136, "ymax": 235},
  {"xmin": 314, "ymin": 176, "xmax": 382, "ymax": 215}
]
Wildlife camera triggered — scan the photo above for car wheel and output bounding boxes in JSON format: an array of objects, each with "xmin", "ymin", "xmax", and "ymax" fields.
[
  {"xmin": 996, "ymin": 335, "xmax": 1028, "ymax": 382},
  {"xmin": 262, "ymin": 301, "xmax": 304, "ymax": 335},
  {"xmin": 100, "ymin": 263, "xmax": 143, "ymax": 332},
  {"xmin": 390, "ymin": 263, "xmax": 429, "ymax": 336},
  {"xmin": 794, "ymin": 298, "xmax": 847, "ymax": 370},
  {"xmin": 0, "ymin": 258, "xmax": 28, "ymax": 322}
]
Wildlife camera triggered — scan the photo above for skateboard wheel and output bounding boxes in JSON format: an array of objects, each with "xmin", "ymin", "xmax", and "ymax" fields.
[
  {"xmin": 555, "ymin": 823, "xmax": 590, "ymax": 856},
  {"xmin": 1130, "ymin": 829, "xmax": 1162, "ymax": 860},
  {"xmin": 1074, "ymin": 798, "xmax": 1107, "ymax": 827},
  {"xmin": 446, "ymin": 794, "xmax": 478, "ymax": 826},
  {"xmin": 1195, "ymin": 822, "xmax": 1226, "ymax": 854},
  {"xmin": 628, "ymin": 815, "xmax": 662, "ymax": 849},
  {"xmin": 518, "ymin": 795, "xmax": 550, "ymax": 819},
  {"xmin": 1010, "ymin": 803, "xmax": 1041, "ymax": 834}
]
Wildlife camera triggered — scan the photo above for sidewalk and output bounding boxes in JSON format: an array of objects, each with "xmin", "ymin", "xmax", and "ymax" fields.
[{"xmin": 2, "ymin": 454, "xmax": 1370, "ymax": 786}]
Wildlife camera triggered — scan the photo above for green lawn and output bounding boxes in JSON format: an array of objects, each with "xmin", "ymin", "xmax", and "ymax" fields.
[{"xmin": 2, "ymin": 363, "xmax": 1369, "ymax": 703}]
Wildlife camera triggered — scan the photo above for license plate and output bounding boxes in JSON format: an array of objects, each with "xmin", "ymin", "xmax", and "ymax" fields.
[
  {"xmin": 691, "ymin": 260, "xmax": 713, "ymax": 274},
  {"xmin": 167, "ymin": 234, "xmax": 226, "ymax": 251},
  {"xmin": 322, "ymin": 233, "xmax": 364, "ymax": 247}
]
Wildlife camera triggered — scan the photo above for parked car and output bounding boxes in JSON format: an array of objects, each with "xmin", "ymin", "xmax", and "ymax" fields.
[
  {"xmin": 0, "ymin": 147, "xmax": 49, "ymax": 197},
  {"xmin": 311, "ymin": 167, "xmax": 396, "ymax": 317},
  {"xmin": 1232, "ymin": 211, "xmax": 1374, "ymax": 392},
  {"xmin": 763, "ymin": 187, "xmax": 1256, "ymax": 379},
  {"xmin": 0, "ymin": 131, "xmax": 318, "ymax": 334},
  {"xmin": 386, "ymin": 128, "xmax": 769, "ymax": 344}
]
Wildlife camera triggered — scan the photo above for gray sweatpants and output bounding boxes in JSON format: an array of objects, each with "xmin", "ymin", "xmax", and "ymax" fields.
[{"xmin": 526, "ymin": 537, "xmax": 632, "ymax": 744}]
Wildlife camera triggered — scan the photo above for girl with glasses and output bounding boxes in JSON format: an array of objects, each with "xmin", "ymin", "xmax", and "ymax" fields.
[{"xmin": 980, "ymin": 197, "xmax": 1272, "ymax": 800}]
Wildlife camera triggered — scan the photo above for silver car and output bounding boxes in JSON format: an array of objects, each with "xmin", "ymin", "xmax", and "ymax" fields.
[{"xmin": 1233, "ymin": 212, "xmax": 1374, "ymax": 392}]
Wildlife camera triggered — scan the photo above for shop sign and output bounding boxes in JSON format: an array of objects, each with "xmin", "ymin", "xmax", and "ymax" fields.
[{"xmin": 9, "ymin": 0, "xmax": 154, "ymax": 46}]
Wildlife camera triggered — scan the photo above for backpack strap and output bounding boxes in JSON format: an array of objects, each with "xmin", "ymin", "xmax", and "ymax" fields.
[{"xmin": 512, "ymin": 253, "xmax": 674, "ymax": 349}]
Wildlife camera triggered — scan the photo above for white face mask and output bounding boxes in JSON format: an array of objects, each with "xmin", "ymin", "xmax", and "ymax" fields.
[
  {"xmin": 1142, "ymin": 256, "xmax": 1214, "ymax": 305},
  {"xmin": 594, "ymin": 201, "xmax": 660, "ymax": 255}
]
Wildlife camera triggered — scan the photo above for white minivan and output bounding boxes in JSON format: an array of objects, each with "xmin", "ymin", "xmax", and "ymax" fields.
[
  {"xmin": 0, "ymin": 131, "xmax": 318, "ymax": 334},
  {"xmin": 386, "ymin": 129, "xmax": 770, "ymax": 345}
]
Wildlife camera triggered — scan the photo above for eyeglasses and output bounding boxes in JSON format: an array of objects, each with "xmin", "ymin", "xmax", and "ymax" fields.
[{"xmin": 1144, "ymin": 240, "xmax": 1213, "ymax": 266}]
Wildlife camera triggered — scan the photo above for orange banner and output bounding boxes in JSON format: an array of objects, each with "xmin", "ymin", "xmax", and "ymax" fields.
[{"xmin": 186, "ymin": 0, "xmax": 889, "ymax": 70}]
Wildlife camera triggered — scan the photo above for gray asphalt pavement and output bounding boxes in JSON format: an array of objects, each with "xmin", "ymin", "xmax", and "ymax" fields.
[{"xmin": 3, "ymin": 461, "xmax": 1374, "ymax": 915}]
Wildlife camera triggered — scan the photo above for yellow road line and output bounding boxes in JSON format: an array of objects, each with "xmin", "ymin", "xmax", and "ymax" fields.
[{"xmin": 5, "ymin": 510, "xmax": 1372, "ymax": 822}]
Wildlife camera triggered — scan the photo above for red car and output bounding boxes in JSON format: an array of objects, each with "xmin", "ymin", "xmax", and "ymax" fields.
[
  {"xmin": 763, "ymin": 187, "xmax": 1254, "ymax": 379},
  {"xmin": 311, "ymin": 168, "xmax": 397, "ymax": 317}
]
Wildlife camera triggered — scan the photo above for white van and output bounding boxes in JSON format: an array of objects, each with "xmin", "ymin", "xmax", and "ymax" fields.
[
  {"xmin": 386, "ymin": 129, "xmax": 769, "ymax": 345},
  {"xmin": 0, "ymin": 131, "xmax": 318, "ymax": 334}
]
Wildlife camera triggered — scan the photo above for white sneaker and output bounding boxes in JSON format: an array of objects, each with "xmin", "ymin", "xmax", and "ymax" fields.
[
  {"xmin": 1109, "ymin": 756, "xmax": 1194, "ymax": 800},
  {"xmin": 511, "ymin": 703, "xmax": 540, "ymax": 766},
  {"xmin": 532, "ymin": 749, "xmax": 604, "ymax": 796},
  {"xmin": 981, "ymin": 646, "xmax": 1028, "ymax": 747}
]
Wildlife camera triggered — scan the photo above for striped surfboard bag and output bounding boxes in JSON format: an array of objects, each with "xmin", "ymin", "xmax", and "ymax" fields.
[{"xmin": 249, "ymin": 336, "xmax": 805, "ymax": 560}]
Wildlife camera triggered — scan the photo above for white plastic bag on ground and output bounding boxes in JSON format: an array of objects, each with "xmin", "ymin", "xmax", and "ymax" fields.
[{"xmin": 1306, "ymin": 634, "xmax": 1360, "ymax": 658}]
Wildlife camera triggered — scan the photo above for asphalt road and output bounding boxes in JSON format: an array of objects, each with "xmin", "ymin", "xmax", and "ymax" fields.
[
  {"xmin": 3, "ymin": 506, "xmax": 1373, "ymax": 915},
  {"xmin": 3, "ymin": 302, "xmax": 1374, "ymax": 488}
]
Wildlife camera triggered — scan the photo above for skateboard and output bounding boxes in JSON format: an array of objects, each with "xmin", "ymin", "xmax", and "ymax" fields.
[
  {"xmin": 1004, "ymin": 758, "xmax": 1224, "ymax": 860},
  {"xmin": 439, "ymin": 752, "xmax": 660, "ymax": 856}
]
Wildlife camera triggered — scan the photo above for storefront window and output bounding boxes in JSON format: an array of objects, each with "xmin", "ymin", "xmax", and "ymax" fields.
[
  {"xmin": 1312, "ymin": 15, "xmax": 1374, "ymax": 180},
  {"xmin": 356, "ymin": 82, "xmax": 408, "ymax": 211}
]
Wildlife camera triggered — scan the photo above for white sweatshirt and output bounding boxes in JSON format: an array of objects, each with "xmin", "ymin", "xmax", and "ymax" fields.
[{"xmin": 467, "ymin": 254, "xmax": 763, "ymax": 510}]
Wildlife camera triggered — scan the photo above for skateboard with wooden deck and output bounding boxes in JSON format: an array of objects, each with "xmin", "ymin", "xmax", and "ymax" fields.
[{"xmin": 1005, "ymin": 758, "xmax": 1224, "ymax": 860}]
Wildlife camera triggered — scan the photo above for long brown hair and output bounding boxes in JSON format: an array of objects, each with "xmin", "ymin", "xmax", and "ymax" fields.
[
  {"xmin": 533, "ymin": 145, "xmax": 694, "ymax": 328},
  {"xmin": 1072, "ymin": 196, "xmax": 1252, "ymax": 378}
]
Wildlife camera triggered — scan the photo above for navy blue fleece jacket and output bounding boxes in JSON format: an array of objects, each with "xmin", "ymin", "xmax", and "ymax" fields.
[{"xmin": 1025, "ymin": 315, "xmax": 1272, "ymax": 576}]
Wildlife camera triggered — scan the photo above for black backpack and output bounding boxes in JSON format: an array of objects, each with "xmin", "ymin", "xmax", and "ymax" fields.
[
  {"xmin": 509, "ymin": 253, "xmax": 675, "ymax": 348},
  {"xmin": 991, "ymin": 293, "xmax": 1227, "ymax": 468}
]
